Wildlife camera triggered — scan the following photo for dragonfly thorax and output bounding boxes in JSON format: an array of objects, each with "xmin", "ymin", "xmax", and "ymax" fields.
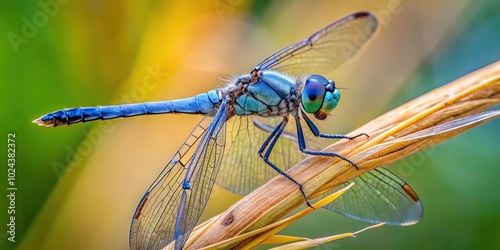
[{"xmin": 228, "ymin": 70, "xmax": 300, "ymax": 117}]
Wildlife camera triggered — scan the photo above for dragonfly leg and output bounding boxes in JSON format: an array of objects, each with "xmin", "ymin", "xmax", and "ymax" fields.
[
  {"xmin": 301, "ymin": 110, "xmax": 369, "ymax": 140},
  {"xmin": 258, "ymin": 117, "xmax": 313, "ymax": 208},
  {"xmin": 295, "ymin": 115, "xmax": 360, "ymax": 169}
]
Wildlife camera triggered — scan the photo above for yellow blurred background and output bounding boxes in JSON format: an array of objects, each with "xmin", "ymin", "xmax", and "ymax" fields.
[{"xmin": 1, "ymin": 0, "xmax": 499, "ymax": 249}]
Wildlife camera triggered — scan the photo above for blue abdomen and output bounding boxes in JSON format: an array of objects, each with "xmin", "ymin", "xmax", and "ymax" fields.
[{"xmin": 34, "ymin": 90, "xmax": 221, "ymax": 127}]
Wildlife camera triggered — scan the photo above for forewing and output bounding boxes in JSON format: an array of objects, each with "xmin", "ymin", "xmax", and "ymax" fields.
[
  {"xmin": 324, "ymin": 167, "xmax": 423, "ymax": 225},
  {"xmin": 255, "ymin": 12, "xmax": 378, "ymax": 76},
  {"xmin": 130, "ymin": 101, "xmax": 228, "ymax": 250}
]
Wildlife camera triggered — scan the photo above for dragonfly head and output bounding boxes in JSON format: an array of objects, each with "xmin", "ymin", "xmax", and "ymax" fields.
[{"xmin": 301, "ymin": 75, "xmax": 340, "ymax": 120}]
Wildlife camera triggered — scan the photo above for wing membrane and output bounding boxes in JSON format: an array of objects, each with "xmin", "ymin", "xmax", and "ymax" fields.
[
  {"xmin": 218, "ymin": 114, "xmax": 422, "ymax": 226},
  {"xmin": 324, "ymin": 168, "xmax": 423, "ymax": 225},
  {"xmin": 255, "ymin": 12, "xmax": 378, "ymax": 76},
  {"xmin": 216, "ymin": 115, "xmax": 305, "ymax": 195},
  {"xmin": 130, "ymin": 100, "xmax": 228, "ymax": 250},
  {"xmin": 217, "ymin": 112, "xmax": 346, "ymax": 195}
]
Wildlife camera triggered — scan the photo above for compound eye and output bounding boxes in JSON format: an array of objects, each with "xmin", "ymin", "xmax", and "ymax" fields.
[{"xmin": 301, "ymin": 78, "xmax": 326, "ymax": 113}]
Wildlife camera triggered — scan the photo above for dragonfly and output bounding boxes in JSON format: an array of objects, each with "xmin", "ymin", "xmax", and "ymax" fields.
[{"xmin": 34, "ymin": 12, "xmax": 423, "ymax": 250}]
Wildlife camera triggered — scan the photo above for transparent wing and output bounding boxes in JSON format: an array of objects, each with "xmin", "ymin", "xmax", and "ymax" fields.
[
  {"xmin": 130, "ymin": 100, "xmax": 228, "ymax": 250},
  {"xmin": 216, "ymin": 113, "xmax": 333, "ymax": 195},
  {"xmin": 255, "ymin": 12, "xmax": 378, "ymax": 76},
  {"xmin": 324, "ymin": 168, "xmax": 423, "ymax": 225},
  {"xmin": 216, "ymin": 115, "xmax": 306, "ymax": 195},
  {"xmin": 217, "ymin": 114, "xmax": 422, "ymax": 225}
]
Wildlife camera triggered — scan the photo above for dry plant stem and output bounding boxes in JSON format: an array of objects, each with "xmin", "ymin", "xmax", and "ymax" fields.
[
  {"xmin": 268, "ymin": 223, "xmax": 385, "ymax": 250},
  {"xmin": 195, "ymin": 184, "xmax": 354, "ymax": 250},
  {"xmin": 187, "ymin": 61, "xmax": 500, "ymax": 249}
]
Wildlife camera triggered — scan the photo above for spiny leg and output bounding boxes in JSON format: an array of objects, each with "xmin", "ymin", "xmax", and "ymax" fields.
[
  {"xmin": 258, "ymin": 117, "xmax": 313, "ymax": 208},
  {"xmin": 295, "ymin": 115, "xmax": 364, "ymax": 169}
]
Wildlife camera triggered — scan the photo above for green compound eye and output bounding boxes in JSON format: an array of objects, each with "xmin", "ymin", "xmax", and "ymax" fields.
[
  {"xmin": 321, "ymin": 90, "xmax": 340, "ymax": 114},
  {"xmin": 301, "ymin": 77, "xmax": 326, "ymax": 113}
]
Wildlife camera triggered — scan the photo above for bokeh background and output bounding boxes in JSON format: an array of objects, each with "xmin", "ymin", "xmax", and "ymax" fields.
[{"xmin": 1, "ymin": 0, "xmax": 499, "ymax": 249}]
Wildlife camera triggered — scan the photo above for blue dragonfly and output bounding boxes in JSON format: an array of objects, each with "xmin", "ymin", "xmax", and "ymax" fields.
[{"xmin": 34, "ymin": 12, "xmax": 422, "ymax": 250}]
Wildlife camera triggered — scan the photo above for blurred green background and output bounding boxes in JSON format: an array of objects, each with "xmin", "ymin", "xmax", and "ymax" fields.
[{"xmin": 1, "ymin": 0, "xmax": 499, "ymax": 249}]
